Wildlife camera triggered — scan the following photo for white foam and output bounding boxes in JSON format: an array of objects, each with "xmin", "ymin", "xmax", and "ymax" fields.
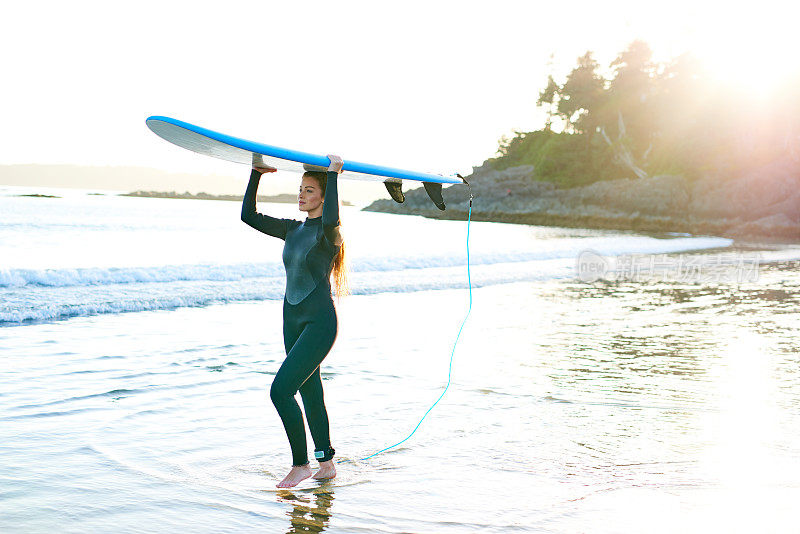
[
  {"xmin": 0, "ymin": 236, "xmax": 732, "ymax": 289},
  {"xmin": 0, "ymin": 190, "xmax": 743, "ymax": 325},
  {"xmin": 0, "ymin": 236, "xmax": 737, "ymax": 325}
]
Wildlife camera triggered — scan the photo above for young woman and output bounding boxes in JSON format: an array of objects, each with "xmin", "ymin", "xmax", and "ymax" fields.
[{"xmin": 241, "ymin": 155, "xmax": 347, "ymax": 488}]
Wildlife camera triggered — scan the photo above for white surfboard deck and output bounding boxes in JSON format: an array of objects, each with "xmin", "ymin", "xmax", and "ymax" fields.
[{"xmin": 146, "ymin": 116, "xmax": 462, "ymax": 186}]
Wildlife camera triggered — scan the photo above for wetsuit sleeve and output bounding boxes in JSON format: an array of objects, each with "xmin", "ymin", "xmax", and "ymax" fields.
[
  {"xmin": 322, "ymin": 170, "xmax": 342, "ymax": 247},
  {"xmin": 241, "ymin": 168, "xmax": 290, "ymax": 240}
]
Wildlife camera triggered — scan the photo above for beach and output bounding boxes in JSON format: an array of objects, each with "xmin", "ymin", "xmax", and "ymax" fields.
[{"xmin": 2, "ymin": 185, "xmax": 799, "ymax": 533}]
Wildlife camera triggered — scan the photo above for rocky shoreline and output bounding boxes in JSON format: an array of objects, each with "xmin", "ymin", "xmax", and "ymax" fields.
[{"xmin": 363, "ymin": 157, "xmax": 800, "ymax": 242}]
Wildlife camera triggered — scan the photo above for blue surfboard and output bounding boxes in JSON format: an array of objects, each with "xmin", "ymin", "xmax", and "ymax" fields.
[{"xmin": 146, "ymin": 116, "xmax": 461, "ymax": 186}]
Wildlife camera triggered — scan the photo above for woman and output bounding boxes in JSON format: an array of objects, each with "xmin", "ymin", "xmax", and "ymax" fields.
[{"xmin": 241, "ymin": 155, "xmax": 347, "ymax": 488}]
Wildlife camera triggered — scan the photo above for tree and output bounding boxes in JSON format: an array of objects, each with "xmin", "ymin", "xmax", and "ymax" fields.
[
  {"xmin": 648, "ymin": 52, "xmax": 712, "ymax": 173},
  {"xmin": 604, "ymin": 40, "xmax": 657, "ymax": 158},
  {"xmin": 556, "ymin": 51, "xmax": 605, "ymax": 142},
  {"xmin": 537, "ymin": 74, "xmax": 560, "ymax": 131}
]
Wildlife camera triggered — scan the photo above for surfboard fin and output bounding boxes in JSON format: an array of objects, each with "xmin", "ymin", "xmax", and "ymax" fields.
[
  {"xmin": 384, "ymin": 180, "xmax": 446, "ymax": 209},
  {"xmin": 384, "ymin": 181, "xmax": 405, "ymax": 203},
  {"xmin": 423, "ymin": 182, "xmax": 446, "ymax": 211}
]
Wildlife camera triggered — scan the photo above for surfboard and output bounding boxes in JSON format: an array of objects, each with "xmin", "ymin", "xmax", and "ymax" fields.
[{"xmin": 146, "ymin": 116, "xmax": 461, "ymax": 185}]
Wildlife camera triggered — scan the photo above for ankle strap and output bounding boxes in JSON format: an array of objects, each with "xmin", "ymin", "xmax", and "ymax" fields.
[{"xmin": 314, "ymin": 446, "xmax": 335, "ymax": 462}]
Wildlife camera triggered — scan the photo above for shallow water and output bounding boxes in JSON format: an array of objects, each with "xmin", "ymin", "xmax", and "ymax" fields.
[{"xmin": 2, "ymin": 186, "xmax": 799, "ymax": 532}]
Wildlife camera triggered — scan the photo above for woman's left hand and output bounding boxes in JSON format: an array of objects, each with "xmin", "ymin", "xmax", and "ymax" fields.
[{"xmin": 327, "ymin": 154, "xmax": 344, "ymax": 174}]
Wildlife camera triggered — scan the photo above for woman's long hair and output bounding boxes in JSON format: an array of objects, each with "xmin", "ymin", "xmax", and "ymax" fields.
[{"xmin": 304, "ymin": 171, "xmax": 349, "ymax": 298}]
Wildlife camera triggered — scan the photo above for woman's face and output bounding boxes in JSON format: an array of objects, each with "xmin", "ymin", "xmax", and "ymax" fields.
[{"xmin": 298, "ymin": 176, "xmax": 324, "ymax": 214}]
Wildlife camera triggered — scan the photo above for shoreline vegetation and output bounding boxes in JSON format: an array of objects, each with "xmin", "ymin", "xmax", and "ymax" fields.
[
  {"xmin": 121, "ymin": 190, "xmax": 293, "ymax": 203},
  {"xmin": 0, "ymin": 164, "xmax": 243, "ymax": 195},
  {"xmin": 120, "ymin": 190, "xmax": 353, "ymax": 206},
  {"xmin": 365, "ymin": 40, "xmax": 800, "ymax": 242}
]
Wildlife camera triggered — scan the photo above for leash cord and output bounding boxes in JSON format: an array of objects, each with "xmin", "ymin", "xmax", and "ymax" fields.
[{"xmin": 359, "ymin": 181, "xmax": 473, "ymax": 461}]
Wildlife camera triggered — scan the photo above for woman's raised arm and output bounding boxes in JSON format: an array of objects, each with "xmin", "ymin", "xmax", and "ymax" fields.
[
  {"xmin": 241, "ymin": 166, "xmax": 291, "ymax": 240},
  {"xmin": 322, "ymin": 155, "xmax": 343, "ymax": 247}
]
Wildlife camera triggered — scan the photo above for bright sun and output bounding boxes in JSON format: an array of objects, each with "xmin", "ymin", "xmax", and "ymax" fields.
[{"xmin": 688, "ymin": 6, "xmax": 799, "ymax": 99}]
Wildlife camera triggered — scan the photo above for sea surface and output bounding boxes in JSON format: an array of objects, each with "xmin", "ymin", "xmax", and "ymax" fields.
[{"xmin": 2, "ymin": 185, "xmax": 799, "ymax": 533}]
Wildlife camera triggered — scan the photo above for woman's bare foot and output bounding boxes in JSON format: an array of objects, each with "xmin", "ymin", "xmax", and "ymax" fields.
[
  {"xmin": 312, "ymin": 460, "xmax": 336, "ymax": 480},
  {"xmin": 277, "ymin": 464, "xmax": 312, "ymax": 488}
]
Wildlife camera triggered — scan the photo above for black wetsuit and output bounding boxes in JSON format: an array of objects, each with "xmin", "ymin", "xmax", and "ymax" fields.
[{"xmin": 241, "ymin": 168, "xmax": 340, "ymax": 466}]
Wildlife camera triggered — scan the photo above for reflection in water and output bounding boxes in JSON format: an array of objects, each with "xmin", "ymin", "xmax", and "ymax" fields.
[{"xmin": 278, "ymin": 488, "xmax": 335, "ymax": 534}]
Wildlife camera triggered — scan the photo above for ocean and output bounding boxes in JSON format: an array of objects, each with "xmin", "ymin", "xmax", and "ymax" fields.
[{"xmin": 2, "ymin": 185, "xmax": 799, "ymax": 533}]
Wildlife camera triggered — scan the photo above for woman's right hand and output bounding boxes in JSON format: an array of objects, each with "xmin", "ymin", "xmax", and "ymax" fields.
[{"xmin": 252, "ymin": 163, "xmax": 277, "ymax": 174}]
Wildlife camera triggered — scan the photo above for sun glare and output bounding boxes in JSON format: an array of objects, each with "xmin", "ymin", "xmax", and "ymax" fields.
[
  {"xmin": 688, "ymin": 8, "xmax": 798, "ymax": 100},
  {"xmin": 696, "ymin": 330, "xmax": 785, "ymax": 530}
]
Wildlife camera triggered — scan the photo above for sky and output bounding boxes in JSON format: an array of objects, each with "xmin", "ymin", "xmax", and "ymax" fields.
[{"xmin": 2, "ymin": 0, "xmax": 796, "ymax": 184}]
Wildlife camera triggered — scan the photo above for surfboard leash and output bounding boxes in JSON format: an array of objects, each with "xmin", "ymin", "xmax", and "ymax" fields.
[{"xmin": 359, "ymin": 176, "xmax": 473, "ymax": 461}]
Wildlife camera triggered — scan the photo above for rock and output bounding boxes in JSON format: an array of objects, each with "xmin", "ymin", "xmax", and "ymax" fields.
[
  {"xmin": 768, "ymin": 191, "xmax": 800, "ymax": 223},
  {"xmin": 728, "ymin": 213, "xmax": 800, "ymax": 239},
  {"xmin": 689, "ymin": 155, "xmax": 800, "ymax": 220},
  {"xmin": 560, "ymin": 174, "xmax": 689, "ymax": 216},
  {"xmin": 362, "ymin": 156, "xmax": 800, "ymax": 242}
]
